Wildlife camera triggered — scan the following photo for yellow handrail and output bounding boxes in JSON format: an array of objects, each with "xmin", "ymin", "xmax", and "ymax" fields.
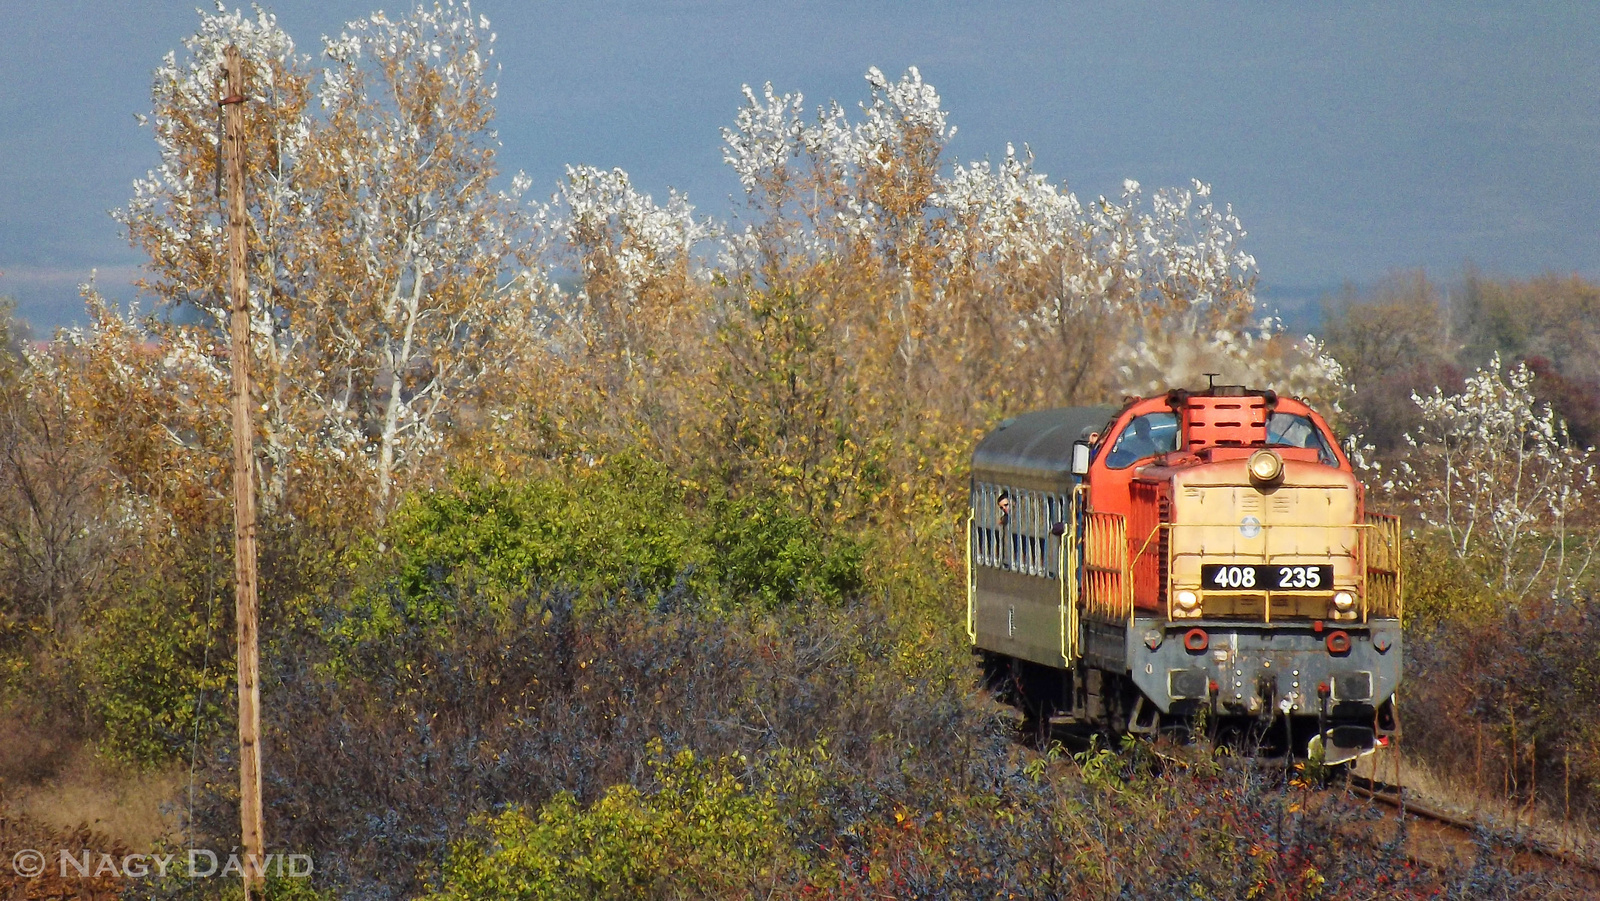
[
  {"xmin": 1060, "ymin": 499, "xmax": 1081, "ymax": 664},
  {"xmin": 965, "ymin": 511, "xmax": 977, "ymax": 642},
  {"xmin": 977, "ymin": 494, "xmax": 1401, "ymax": 635}
]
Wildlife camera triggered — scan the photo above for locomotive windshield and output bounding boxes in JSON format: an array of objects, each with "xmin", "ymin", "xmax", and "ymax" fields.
[
  {"xmin": 1267, "ymin": 412, "xmax": 1338, "ymax": 466},
  {"xmin": 1105, "ymin": 412, "xmax": 1180, "ymax": 469}
]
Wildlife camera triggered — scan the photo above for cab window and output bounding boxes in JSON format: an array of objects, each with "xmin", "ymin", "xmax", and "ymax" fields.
[
  {"xmin": 1267, "ymin": 412, "xmax": 1337, "ymax": 466},
  {"xmin": 1104, "ymin": 412, "xmax": 1180, "ymax": 469}
]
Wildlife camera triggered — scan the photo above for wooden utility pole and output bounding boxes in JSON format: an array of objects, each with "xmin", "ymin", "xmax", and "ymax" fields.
[{"xmin": 221, "ymin": 45, "xmax": 264, "ymax": 901}]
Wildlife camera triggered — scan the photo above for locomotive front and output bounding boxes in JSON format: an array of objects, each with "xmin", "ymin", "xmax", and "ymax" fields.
[
  {"xmin": 1122, "ymin": 388, "xmax": 1401, "ymax": 762},
  {"xmin": 968, "ymin": 385, "xmax": 1401, "ymax": 762}
]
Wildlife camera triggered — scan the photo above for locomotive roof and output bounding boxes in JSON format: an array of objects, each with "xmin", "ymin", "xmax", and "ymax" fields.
[{"xmin": 971, "ymin": 405, "xmax": 1118, "ymax": 483}]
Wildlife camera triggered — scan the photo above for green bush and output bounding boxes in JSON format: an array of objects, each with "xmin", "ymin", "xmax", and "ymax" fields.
[
  {"xmin": 375, "ymin": 455, "xmax": 863, "ymax": 625},
  {"xmin": 429, "ymin": 741, "xmax": 798, "ymax": 901},
  {"xmin": 86, "ymin": 537, "xmax": 232, "ymax": 766},
  {"xmin": 383, "ymin": 456, "xmax": 705, "ymax": 614},
  {"xmin": 1400, "ymin": 528, "xmax": 1497, "ymax": 628},
  {"xmin": 707, "ymin": 493, "xmax": 864, "ymax": 607}
]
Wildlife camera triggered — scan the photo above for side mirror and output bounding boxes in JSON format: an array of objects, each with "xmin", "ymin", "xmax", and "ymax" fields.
[
  {"xmin": 1071, "ymin": 441, "xmax": 1091, "ymax": 476},
  {"xmin": 1050, "ymin": 521, "xmax": 1067, "ymax": 536}
]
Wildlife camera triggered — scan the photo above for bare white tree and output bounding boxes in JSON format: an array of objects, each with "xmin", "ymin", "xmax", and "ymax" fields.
[
  {"xmin": 1400, "ymin": 355, "xmax": 1599, "ymax": 597},
  {"xmin": 117, "ymin": 2, "xmax": 540, "ymax": 517}
]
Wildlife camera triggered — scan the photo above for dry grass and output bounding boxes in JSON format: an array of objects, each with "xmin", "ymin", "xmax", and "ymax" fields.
[
  {"xmin": 0, "ymin": 710, "xmax": 182, "ymax": 853},
  {"xmin": 7, "ymin": 757, "xmax": 182, "ymax": 853},
  {"xmin": 1351, "ymin": 745, "xmax": 1600, "ymax": 862}
]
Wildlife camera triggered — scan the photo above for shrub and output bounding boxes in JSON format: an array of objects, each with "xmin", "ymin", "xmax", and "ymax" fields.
[
  {"xmin": 1400, "ymin": 529, "xmax": 1496, "ymax": 629},
  {"xmin": 1406, "ymin": 593, "xmax": 1600, "ymax": 824},
  {"xmin": 707, "ymin": 493, "xmax": 864, "ymax": 607},
  {"xmin": 84, "ymin": 535, "xmax": 233, "ymax": 767},
  {"xmin": 430, "ymin": 742, "xmax": 796, "ymax": 901},
  {"xmin": 374, "ymin": 457, "xmax": 864, "ymax": 627},
  {"xmin": 382, "ymin": 459, "xmax": 701, "ymax": 613},
  {"xmin": 183, "ymin": 591, "xmax": 965, "ymax": 899}
]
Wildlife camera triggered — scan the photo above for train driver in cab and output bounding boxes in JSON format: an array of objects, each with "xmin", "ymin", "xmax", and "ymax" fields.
[{"xmin": 1104, "ymin": 411, "xmax": 1180, "ymax": 468}]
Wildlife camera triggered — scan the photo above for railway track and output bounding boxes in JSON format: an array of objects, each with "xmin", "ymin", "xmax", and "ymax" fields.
[
  {"xmin": 1015, "ymin": 714, "xmax": 1600, "ymax": 893},
  {"xmin": 1338, "ymin": 773, "xmax": 1600, "ymax": 891}
]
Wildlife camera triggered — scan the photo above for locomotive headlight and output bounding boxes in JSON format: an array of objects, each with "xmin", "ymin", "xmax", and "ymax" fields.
[
  {"xmin": 1176, "ymin": 589, "xmax": 1199, "ymax": 611},
  {"xmin": 1248, "ymin": 448, "xmax": 1284, "ymax": 484},
  {"xmin": 1332, "ymin": 591, "xmax": 1355, "ymax": 611}
]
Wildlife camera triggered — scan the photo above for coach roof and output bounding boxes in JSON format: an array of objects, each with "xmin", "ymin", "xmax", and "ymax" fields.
[{"xmin": 972, "ymin": 405, "xmax": 1117, "ymax": 483}]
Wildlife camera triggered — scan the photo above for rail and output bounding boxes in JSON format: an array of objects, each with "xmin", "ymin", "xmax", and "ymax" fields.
[{"xmin": 1345, "ymin": 774, "xmax": 1600, "ymax": 881}]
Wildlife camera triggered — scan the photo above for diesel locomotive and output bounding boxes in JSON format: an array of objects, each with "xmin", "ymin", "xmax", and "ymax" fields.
[{"xmin": 967, "ymin": 383, "xmax": 1401, "ymax": 763}]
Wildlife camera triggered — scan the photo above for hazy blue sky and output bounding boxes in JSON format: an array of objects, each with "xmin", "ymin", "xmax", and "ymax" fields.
[{"xmin": 2, "ymin": 1, "xmax": 1597, "ymax": 331}]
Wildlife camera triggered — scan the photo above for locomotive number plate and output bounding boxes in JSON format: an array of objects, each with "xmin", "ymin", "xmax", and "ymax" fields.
[{"xmin": 1201, "ymin": 564, "xmax": 1333, "ymax": 591}]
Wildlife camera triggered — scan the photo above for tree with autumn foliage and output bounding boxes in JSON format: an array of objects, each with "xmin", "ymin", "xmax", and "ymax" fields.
[
  {"xmin": 0, "ymin": 299, "xmax": 117, "ymax": 635},
  {"xmin": 692, "ymin": 67, "xmax": 1341, "ymax": 526},
  {"xmin": 0, "ymin": 0, "xmax": 547, "ymax": 765}
]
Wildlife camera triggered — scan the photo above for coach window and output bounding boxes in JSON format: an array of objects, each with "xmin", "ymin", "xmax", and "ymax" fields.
[
  {"xmin": 1105, "ymin": 412, "xmax": 1180, "ymax": 469},
  {"xmin": 1267, "ymin": 412, "xmax": 1338, "ymax": 467},
  {"xmin": 975, "ymin": 483, "xmax": 1004, "ymax": 568}
]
